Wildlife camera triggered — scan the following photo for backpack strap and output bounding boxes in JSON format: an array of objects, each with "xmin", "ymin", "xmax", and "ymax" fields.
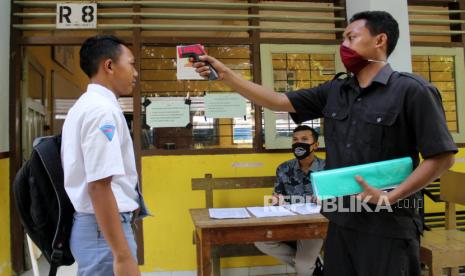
[
  {"xmin": 48, "ymin": 263, "xmax": 58, "ymax": 276},
  {"xmin": 48, "ymin": 248, "xmax": 64, "ymax": 276},
  {"xmin": 332, "ymin": 72, "xmax": 348, "ymax": 80}
]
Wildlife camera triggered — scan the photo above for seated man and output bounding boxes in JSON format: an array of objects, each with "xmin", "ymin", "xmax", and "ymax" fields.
[{"xmin": 255, "ymin": 125, "xmax": 324, "ymax": 276}]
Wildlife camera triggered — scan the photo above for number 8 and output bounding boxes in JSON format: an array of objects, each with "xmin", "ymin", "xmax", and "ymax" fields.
[{"xmin": 82, "ymin": 6, "xmax": 94, "ymax": 23}]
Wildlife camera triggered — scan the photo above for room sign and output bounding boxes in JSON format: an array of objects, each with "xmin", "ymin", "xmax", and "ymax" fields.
[{"xmin": 56, "ymin": 3, "xmax": 97, "ymax": 29}]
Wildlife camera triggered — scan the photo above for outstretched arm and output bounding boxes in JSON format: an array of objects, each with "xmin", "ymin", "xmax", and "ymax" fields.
[{"xmin": 194, "ymin": 55, "xmax": 295, "ymax": 112}]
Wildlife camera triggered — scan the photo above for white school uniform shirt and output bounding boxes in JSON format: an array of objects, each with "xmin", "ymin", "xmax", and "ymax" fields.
[{"xmin": 61, "ymin": 84, "xmax": 139, "ymax": 213}]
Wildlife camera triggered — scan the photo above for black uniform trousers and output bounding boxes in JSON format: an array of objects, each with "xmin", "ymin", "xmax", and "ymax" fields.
[{"xmin": 323, "ymin": 222, "xmax": 421, "ymax": 276}]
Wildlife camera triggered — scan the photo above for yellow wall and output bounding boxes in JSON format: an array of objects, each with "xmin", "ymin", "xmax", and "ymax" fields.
[
  {"xmin": 451, "ymin": 147, "xmax": 465, "ymax": 172},
  {"xmin": 0, "ymin": 158, "xmax": 11, "ymax": 276}
]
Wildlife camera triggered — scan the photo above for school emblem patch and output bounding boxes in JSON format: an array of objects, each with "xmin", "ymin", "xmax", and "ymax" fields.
[{"xmin": 100, "ymin": 125, "xmax": 115, "ymax": 141}]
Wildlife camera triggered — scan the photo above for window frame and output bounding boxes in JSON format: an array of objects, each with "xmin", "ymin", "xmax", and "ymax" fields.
[
  {"xmin": 139, "ymin": 44, "xmax": 257, "ymax": 153},
  {"xmin": 260, "ymin": 44, "xmax": 344, "ymax": 149},
  {"xmin": 411, "ymin": 46, "xmax": 465, "ymax": 143}
]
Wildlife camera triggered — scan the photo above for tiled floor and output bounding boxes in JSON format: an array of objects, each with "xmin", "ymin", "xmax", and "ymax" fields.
[
  {"xmin": 20, "ymin": 256, "xmax": 464, "ymax": 276},
  {"xmin": 20, "ymin": 256, "xmax": 294, "ymax": 276}
]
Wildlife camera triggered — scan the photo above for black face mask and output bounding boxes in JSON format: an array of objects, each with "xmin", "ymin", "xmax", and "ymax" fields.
[{"xmin": 292, "ymin": 142, "xmax": 314, "ymax": 160}]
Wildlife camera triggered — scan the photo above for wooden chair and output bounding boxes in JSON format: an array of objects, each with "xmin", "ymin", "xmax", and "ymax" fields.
[
  {"xmin": 191, "ymin": 174, "xmax": 276, "ymax": 276},
  {"xmin": 420, "ymin": 170, "xmax": 465, "ymax": 276}
]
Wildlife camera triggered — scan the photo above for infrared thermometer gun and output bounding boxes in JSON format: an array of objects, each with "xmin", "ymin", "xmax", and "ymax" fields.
[{"xmin": 178, "ymin": 44, "xmax": 219, "ymax": 80}]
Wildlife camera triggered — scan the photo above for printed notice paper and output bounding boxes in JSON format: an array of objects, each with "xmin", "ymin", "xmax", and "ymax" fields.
[
  {"xmin": 146, "ymin": 98, "xmax": 189, "ymax": 128},
  {"xmin": 208, "ymin": 208, "xmax": 251, "ymax": 219},
  {"xmin": 246, "ymin": 206, "xmax": 296, "ymax": 218},
  {"xmin": 204, "ymin": 93, "xmax": 247, "ymax": 118}
]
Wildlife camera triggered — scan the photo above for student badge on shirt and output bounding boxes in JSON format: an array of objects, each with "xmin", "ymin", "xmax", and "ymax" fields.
[{"xmin": 100, "ymin": 124, "xmax": 116, "ymax": 141}]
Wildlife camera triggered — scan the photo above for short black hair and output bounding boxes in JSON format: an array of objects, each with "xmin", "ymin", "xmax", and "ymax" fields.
[
  {"xmin": 349, "ymin": 11, "xmax": 399, "ymax": 57},
  {"xmin": 293, "ymin": 125, "xmax": 319, "ymax": 142},
  {"xmin": 79, "ymin": 35, "xmax": 127, "ymax": 78}
]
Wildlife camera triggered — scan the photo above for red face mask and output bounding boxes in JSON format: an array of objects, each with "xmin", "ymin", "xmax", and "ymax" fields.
[{"xmin": 340, "ymin": 45, "xmax": 370, "ymax": 74}]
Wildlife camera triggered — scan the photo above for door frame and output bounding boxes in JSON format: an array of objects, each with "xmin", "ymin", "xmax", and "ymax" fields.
[{"xmin": 21, "ymin": 54, "xmax": 47, "ymax": 158}]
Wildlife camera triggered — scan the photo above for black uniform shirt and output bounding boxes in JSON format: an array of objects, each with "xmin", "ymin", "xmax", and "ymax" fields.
[{"xmin": 286, "ymin": 64, "xmax": 458, "ymax": 239}]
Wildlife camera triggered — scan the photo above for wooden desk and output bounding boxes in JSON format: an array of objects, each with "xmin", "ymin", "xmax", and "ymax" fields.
[{"xmin": 190, "ymin": 208, "xmax": 329, "ymax": 276}]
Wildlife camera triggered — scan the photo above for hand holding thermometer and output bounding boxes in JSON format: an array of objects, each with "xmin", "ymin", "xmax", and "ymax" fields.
[{"xmin": 178, "ymin": 44, "xmax": 219, "ymax": 80}]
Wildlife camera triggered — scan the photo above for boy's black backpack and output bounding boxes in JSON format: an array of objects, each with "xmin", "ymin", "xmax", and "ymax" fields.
[{"xmin": 13, "ymin": 135, "xmax": 75, "ymax": 276}]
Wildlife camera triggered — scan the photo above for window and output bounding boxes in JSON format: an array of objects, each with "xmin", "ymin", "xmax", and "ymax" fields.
[
  {"xmin": 260, "ymin": 44, "xmax": 343, "ymax": 149},
  {"xmin": 411, "ymin": 47, "xmax": 465, "ymax": 143},
  {"xmin": 140, "ymin": 45, "xmax": 254, "ymax": 150}
]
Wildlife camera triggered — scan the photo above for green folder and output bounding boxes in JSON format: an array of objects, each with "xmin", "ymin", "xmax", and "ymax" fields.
[{"xmin": 311, "ymin": 157, "xmax": 412, "ymax": 200}]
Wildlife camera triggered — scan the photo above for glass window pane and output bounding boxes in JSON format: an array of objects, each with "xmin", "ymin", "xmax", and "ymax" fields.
[
  {"xmin": 412, "ymin": 55, "xmax": 458, "ymax": 133},
  {"xmin": 270, "ymin": 52, "xmax": 336, "ymax": 138},
  {"xmin": 140, "ymin": 45, "xmax": 254, "ymax": 150}
]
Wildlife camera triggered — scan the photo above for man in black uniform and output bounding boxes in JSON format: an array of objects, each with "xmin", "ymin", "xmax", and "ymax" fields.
[{"xmin": 193, "ymin": 10, "xmax": 457, "ymax": 276}]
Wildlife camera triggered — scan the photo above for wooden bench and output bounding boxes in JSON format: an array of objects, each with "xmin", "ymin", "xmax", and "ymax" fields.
[
  {"xmin": 192, "ymin": 174, "xmax": 276, "ymax": 276},
  {"xmin": 420, "ymin": 170, "xmax": 465, "ymax": 276}
]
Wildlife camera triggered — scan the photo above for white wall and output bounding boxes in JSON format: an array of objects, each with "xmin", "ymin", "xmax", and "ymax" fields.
[
  {"xmin": 0, "ymin": 1, "xmax": 10, "ymax": 152},
  {"xmin": 346, "ymin": 0, "xmax": 412, "ymax": 73}
]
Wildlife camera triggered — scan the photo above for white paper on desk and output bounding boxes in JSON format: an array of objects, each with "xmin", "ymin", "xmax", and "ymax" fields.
[
  {"xmin": 283, "ymin": 203, "xmax": 321, "ymax": 215},
  {"xmin": 208, "ymin": 208, "xmax": 251, "ymax": 219},
  {"xmin": 247, "ymin": 206, "xmax": 296, "ymax": 218}
]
